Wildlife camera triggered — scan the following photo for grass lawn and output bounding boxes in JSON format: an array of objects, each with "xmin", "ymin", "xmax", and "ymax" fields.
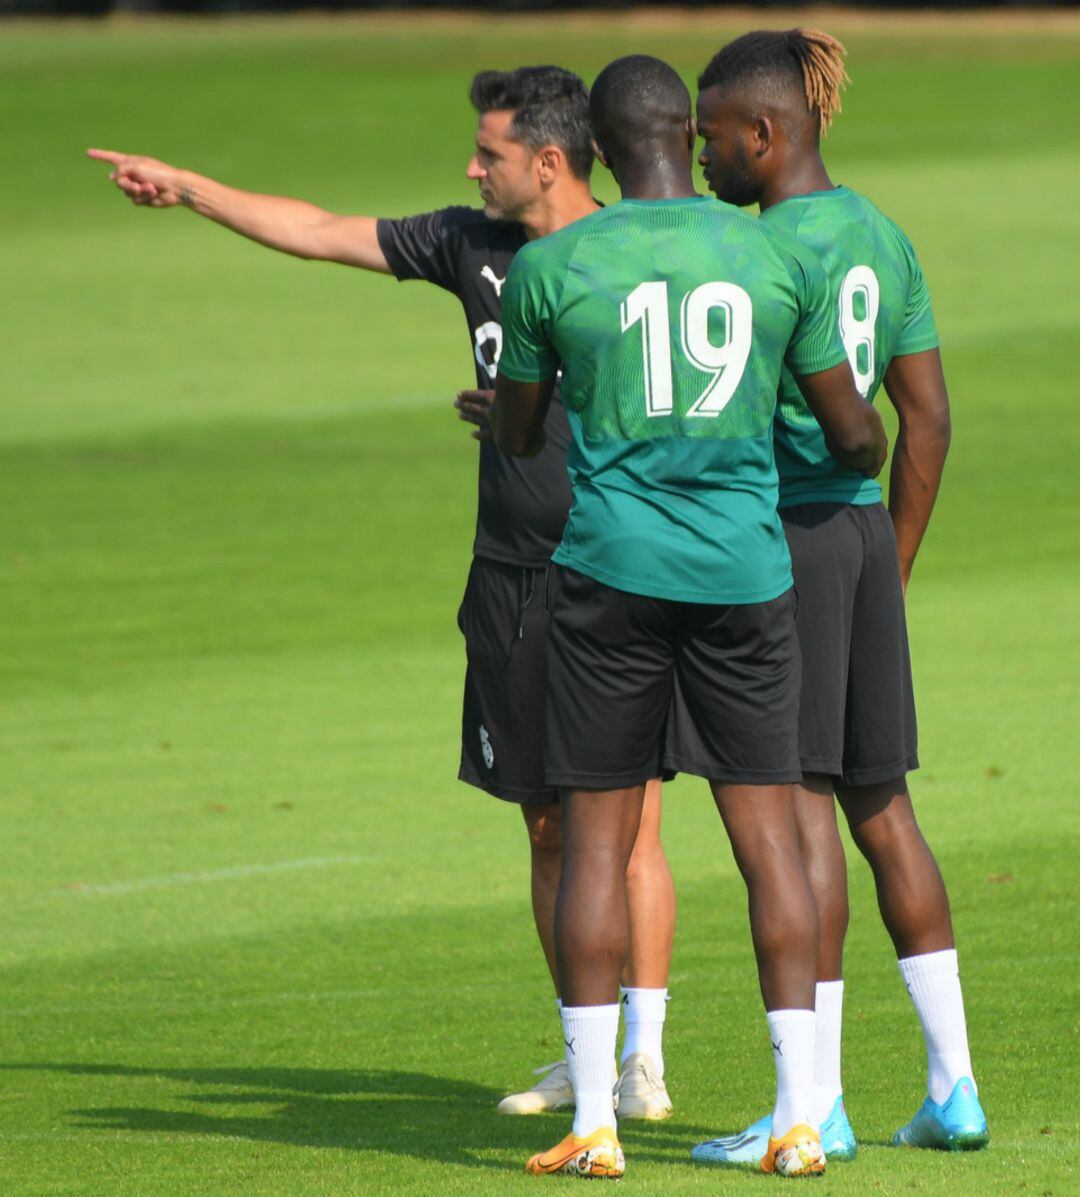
[{"xmin": 1, "ymin": 11, "xmax": 1078, "ymax": 1195}]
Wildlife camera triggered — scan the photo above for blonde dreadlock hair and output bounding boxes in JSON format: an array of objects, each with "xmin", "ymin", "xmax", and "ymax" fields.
[{"xmin": 698, "ymin": 28, "xmax": 850, "ymax": 138}]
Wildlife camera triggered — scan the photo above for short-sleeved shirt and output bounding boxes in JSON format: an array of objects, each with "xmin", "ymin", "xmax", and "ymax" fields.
[
  {"xmin": 376, "ymin": 207, "xmax": 572, "ymax": 568},
  {"xmin": 498, "ymin": 195, "xmax": 848, "ymax": 605},
  {"xmin": 760, "ymin": 186, "xmax": 940, "ymax": 508}
]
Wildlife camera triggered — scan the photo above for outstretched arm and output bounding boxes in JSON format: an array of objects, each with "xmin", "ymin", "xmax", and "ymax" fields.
[
  {"xmin": 86, "ymin": 148, "xmax": 391, "ymax": 271},
  {"xmin": 795, "ymin": 361, "xmax": 889, "ymax": 477},
  {"xmin": 492, "ymin": 376, "xmax": 555, "ymax": 458},
  {"xmin": 882, "ymin": 348, "xmax": 951, "ymax": 592}
]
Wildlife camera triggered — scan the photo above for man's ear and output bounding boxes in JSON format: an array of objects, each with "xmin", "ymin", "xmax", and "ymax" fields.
[
  {"xmin": 752, "ymin": 115, "xmax": 775, "ymax": 159},
  {"xmin": 536, "ymin": 145, "xmax": 565, "ymax": 184},
  {"xmin": 591, "ymin": 136, "xmax": 610, "ymax": 170},
  {"xmin": 686, "ymin": 115, "xmax": 698, "ymax": 154}
]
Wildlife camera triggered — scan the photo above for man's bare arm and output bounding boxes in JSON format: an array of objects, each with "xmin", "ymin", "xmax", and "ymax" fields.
[
  {"xmin": 882, "ymin": 348, "xmax": 951, "ymax": 591},
  {"xmin": 86, "ymin": 149, "xmax": 391, "ymax": 271},
  {"xmin": 492, "ymin": 376, "xmax": 555, "ymax": 458},
  {"xmin": 795, "ymin": 361, "xmax": 889, "ymax": 477}
]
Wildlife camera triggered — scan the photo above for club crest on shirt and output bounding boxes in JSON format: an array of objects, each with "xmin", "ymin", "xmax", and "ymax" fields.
[
  {"xmin": 480, "ymin": 265, "xmax": 506, "ymax": 297},
  {"xmin": 479, "ymin": 724, "xmax": 495, "ymax": 769}
]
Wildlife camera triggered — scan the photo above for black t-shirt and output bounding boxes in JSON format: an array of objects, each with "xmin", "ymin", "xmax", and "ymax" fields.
[{"xmin": 376, "ymin": 207, "xmax": 572, "ymax": 569}]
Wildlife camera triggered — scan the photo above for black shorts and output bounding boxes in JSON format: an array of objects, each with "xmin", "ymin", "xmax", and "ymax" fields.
[
  {"xmin": 457, "ymin": 556, "xmax": 557, "ymax": 806},
  {"xmin": 544, "ymin": 565, "xmax": 802, "ymax": 790},
  {"xmin": 782, "ymin": 501, "xmax": 918, "ymax": 787}
]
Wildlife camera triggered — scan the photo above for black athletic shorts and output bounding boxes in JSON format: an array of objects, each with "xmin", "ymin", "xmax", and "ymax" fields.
[
  {"xmin": 544, "ymin": 565, "xmax": 802, "ymax": 790},
  {"xmin": 457, "ymin": 555, "xmax": 557, "ymax": 806},
  {"xmin": 782, "ymin": 501, "xmax": 918, "ymax": 787}
]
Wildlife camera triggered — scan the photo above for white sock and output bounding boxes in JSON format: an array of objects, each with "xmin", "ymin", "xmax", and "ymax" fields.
[
  {"xmin": 619, "ymin": 987, "xmax": 668, "ymax": 1076},
  {"xmin": 899, "ymin": 949, "xmax": 976, "ymax": 1105},
  {"xmin": 767, "ymin": 1009, "xmax": 817, "ymax": 1137},
  {"xmin": 561, "ymin": 1004, "xmax": 619, "ymax": 1136},
  {"xmin": 813, "ymin": 980, "xmax": 845, "ymax": 1123}
]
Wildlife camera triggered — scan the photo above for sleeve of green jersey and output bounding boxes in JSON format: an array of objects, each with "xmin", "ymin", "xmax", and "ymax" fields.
[
  {"xmin": 497, "ymin": 245, "xmax": 561, "ymax": 383},
  {"xmin": 895, "ymin": 234, "xmax": 940, "ymax": 355},
  {"xmin": 781, "ymin": 241, "xmax": 849, "ymax": 376}
]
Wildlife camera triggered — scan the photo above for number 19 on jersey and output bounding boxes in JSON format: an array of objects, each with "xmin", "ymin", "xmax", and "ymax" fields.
[{"xmin": 620, "ymin": 280, "xmax": 753, "ymax": 418}]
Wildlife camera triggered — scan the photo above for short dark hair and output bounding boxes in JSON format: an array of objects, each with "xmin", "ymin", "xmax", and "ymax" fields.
[
  {"xmin": 590, "ymin": 55, "xmax": 691, "ymax": 164},
  {"xmin": 470, "ymin": 66, "xmax": 594, "ymax": 181},
  {"xmin": 698, "ymin": 29, "xmax": 849, "ymax": 137}
]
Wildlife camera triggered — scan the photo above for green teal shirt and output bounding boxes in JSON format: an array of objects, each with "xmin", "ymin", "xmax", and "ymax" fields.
[
  {"xmin": 498, "ymin": 196, "xmax": 847, "ymax": 604},
  {"xmin": 760, "ymin": 186, "xmax": 940, "ymax": 507}
]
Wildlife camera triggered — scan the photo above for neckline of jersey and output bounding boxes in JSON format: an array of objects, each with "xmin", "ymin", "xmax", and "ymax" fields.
[
  {"xmin": 768, "ymin": 185, "xmax": 851, "ymax": 210},
  {"xmin": 615, "ymin": 194, "xmax": 711, "ymax": 206}
]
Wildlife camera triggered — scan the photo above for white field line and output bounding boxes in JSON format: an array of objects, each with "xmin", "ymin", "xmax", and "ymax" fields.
[
  {"xmin": 0, "ymin": 980, "xmax": 509, "ymax": 1020},
  {"xmin": 0, "ymin": 1131, "xmax": 255, "ymax": 1145},
  {"xmin": 56, "ymin": 855, "xmax": 372, "ymax": 897},
  {"xmin": 270, "ymin": 391, "xmax": 448, "ymax": 422}
]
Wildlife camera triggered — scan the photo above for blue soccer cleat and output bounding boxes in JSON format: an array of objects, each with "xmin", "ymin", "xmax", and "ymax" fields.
[
  {"xmin": 691, "ymin": 1096, "xmax": 857, "ymax": 1168},
  {"xmin": 892, "ymin": 1077, "xmax": 989, "ymax": 1151},
  {"xmin": 819, "ymin": 1095, "xmax": 857, "ymax": 1162},
  {"xmin": 690, "ymin": 1114, "xmax": 771, "ymax": 1169}
]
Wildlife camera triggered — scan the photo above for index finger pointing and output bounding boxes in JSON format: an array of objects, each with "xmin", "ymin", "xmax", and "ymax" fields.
[{"xmin": 87, "ymin": 148, "xmax": 128, "ymax": 164}]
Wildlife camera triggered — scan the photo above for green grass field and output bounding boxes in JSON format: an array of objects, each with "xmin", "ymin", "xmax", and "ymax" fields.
[{"xmin": 2, "ymin": 11, "xmax": 1079, "ymax": 1195}]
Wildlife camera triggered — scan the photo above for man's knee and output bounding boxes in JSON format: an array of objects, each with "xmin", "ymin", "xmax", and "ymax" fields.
[
  {"xmin": 523, "ymin": 803, "xmax": 563, "ymax": 861},
  {"xmin": 839, "ymin": 778, "xmax": 917, "ymax": 852}
]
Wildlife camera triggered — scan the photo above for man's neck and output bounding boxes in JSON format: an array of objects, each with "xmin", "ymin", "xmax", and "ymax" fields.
[
  {"xmin": 759, "ymin": 152, "xmax": 835, "ymax": 212},
  {"xmin": 522, "ymin": 184, "xmax": 600, "ymax": 240},
  {"xmin": 619, "ymin": 159, "xmax": 697, "ymax": 201}
]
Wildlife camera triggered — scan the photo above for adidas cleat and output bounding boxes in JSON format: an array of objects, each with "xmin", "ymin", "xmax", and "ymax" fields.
[
  {"xmin": 692, "ymin": 1097, "xmax": 855, "ymax": 1167},
  {"xmin": 761, "ymin": 1124, "xmax": 826, "ymax": 1177},
  {"xmin": 819, "ymin": 1095, "xmax": 857, "ymax": 1161},
  {"xmin": 691, "ymin": 1116, "xmax": 770, "ymax": 1169},
  {"xmin": 615, "ymin": 1052, "xmax": 672, "ymax": 1120},
  {"xmin": 526, "ymin": 1127, "xmax": 625, "ymax": 1178},
  {"xmin": 891, "ymin": 1077, "xmax": 988, "ymax": 1151}
]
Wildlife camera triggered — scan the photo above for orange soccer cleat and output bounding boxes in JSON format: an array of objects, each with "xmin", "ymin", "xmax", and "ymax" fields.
[
  {"xmin": 525, "ymin": 1127, "xmax": 625, "ymax": 1179},
  {"xmin": 760, "ymin": 1123, "xmax": 826, "ymax": 1177}
]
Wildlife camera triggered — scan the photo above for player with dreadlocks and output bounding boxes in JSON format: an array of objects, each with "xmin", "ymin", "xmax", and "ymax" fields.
[{"xmin": 691, "ymin": 29, "xmax": 988, "ymax": 1169}]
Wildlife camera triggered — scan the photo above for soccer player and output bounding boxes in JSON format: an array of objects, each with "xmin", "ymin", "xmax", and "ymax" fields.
[
  {"xmin": 86, "ymin": 66, "xmax": 676, "ymax": 1120},
  {"xmin": 493, "ymin": 54, "xmax": 886, "ymax": 1179},
  {"xmin": 690, "ymin": 29, "xmax": 988, "ymax": 1167}
]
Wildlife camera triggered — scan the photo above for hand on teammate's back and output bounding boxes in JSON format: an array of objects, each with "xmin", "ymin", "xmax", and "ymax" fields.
[
  {"xmin": 87, "ymin": 148, "xmax": 181, "ymax": 207},
  {"xmin": 455, "ymin": 389, "xmax": 495, "ymax": 441}
]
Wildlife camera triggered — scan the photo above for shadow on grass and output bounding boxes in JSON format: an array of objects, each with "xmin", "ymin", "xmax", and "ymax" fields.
[{"xmin": 3, "ymin": 1062, "xmax": 721, "ymax": 1169}]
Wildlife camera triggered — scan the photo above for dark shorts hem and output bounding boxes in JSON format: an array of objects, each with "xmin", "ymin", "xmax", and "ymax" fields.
[
  {"xmin": 799, "ymin": 755, "xmax": 844, "ymax": 779},
  {"xmin": 544, "ymin": 767, "xmax": 660, "ymax": 791},
  {"xmin": 458, "ymin": 763, "xmax": 557, "ymax": 806},
  {"xmin": 663, "ymin": 755, "xmax": 801, "ymax": 786},
  {"xmin": 839, "ymin": 754, "xmax": 919, "ymax": 788},
  {"xmin": 799, "ymin": 754, "xmax": 919, "ymax": 787}
]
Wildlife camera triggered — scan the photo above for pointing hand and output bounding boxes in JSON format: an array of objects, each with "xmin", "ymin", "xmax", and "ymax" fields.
[{"xmin": 87, "ymin": 148, "xmax": 187, "ymax": 208}]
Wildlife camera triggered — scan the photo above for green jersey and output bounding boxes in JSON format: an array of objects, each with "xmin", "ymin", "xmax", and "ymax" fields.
[
  {"xmin": 499, "ymin": 196, "xmax": 847, "ymax": 604},
  {"xmin": 760, "ymin": 186, "xmax": 939, "ymax": 507}
]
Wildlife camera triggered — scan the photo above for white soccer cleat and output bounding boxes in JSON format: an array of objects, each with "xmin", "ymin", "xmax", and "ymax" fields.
[
  {"xmin": 497, "ymin": 1060, "xmax": 574, "ymax": 1115},
  {"xmin": 614, "ymin": 1052, "xmax": 672, "ymax": 1120}
]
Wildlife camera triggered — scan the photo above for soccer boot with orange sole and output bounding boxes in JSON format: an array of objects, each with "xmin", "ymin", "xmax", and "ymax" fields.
[
  {"xmin": 760, "ymin": 1123, "xmax": 826, "ymax": 1177},
  {"xmin": 525, "ymin": 1127, "xmax": 625, "ymax": 1178}
]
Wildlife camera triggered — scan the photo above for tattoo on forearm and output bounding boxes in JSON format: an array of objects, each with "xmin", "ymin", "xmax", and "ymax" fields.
[{"xmin": 179, "ymin": 185, "xmax": 196, "ymax": 209}]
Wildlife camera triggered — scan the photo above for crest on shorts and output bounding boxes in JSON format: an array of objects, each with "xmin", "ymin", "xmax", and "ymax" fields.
[{"xmin": 479, "ymin": 724, "xmax": 495, "ymax": 769}]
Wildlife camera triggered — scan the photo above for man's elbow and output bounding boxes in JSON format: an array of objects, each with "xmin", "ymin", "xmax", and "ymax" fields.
[
  {"xmin": 496, "ymin": 427, "xmax": 544, "ymax": 458},
  {"xmin": 829, "ymin": 417, "xmax": 888, "ymax": 476},
  {"xmin": 494, "ymin": 427, "xmax": 526, "ymax": 456},
  {"xmin": 900, "ymin": 400, "xmax": 952, "ymax": 456}
]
